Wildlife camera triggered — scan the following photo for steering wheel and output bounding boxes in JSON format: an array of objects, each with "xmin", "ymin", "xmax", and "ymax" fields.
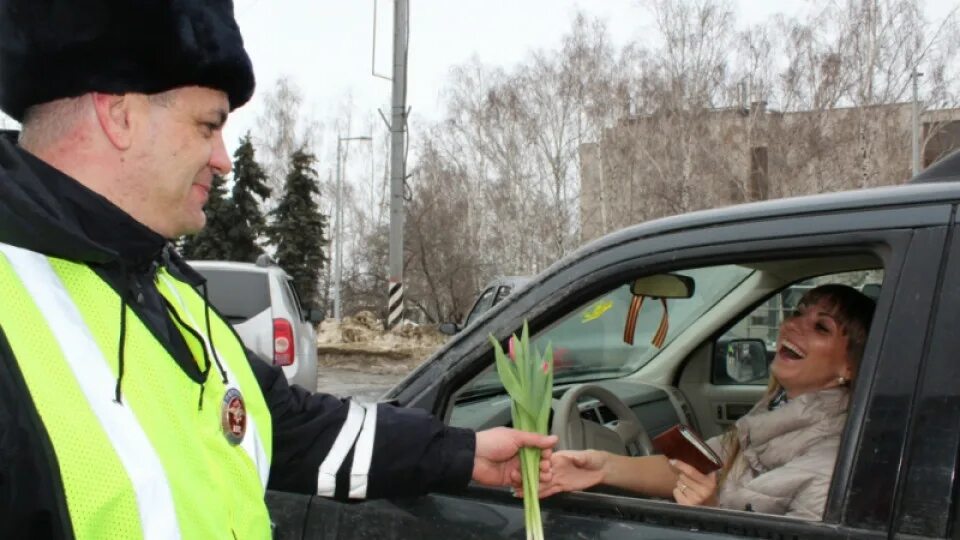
[{"xmin": 552, "ymin": 384, "xmax": 654, "ymax": 456}]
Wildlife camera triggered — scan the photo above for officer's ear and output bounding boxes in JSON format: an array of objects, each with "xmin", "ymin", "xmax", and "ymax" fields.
[{"xmin": 90, "ymin": 92, "xmax": 141, "ymax": 151}]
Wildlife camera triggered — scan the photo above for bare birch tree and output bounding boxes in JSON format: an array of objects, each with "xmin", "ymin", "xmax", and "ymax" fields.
[
  {"xmin": 363, "ymin": 1, "xmax": 960, "ymax": 320},
  {"xmin": 254, "ymin": 76, "xmax": 322, "ymax": 206}
]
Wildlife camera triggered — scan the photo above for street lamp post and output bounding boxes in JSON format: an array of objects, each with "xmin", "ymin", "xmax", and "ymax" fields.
[
  {"xmin": 911, "ymin": 69, "xmax": 924, "ymax": 175},
  {"xmin": 334, "ymin": 134, "xmax": 372, "ymax": 322}
]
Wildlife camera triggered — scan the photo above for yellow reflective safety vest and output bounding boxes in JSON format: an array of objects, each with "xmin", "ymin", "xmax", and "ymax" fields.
[{"xmin": 0, "ymin": 242, "xmax": 273, "ymax": 539}]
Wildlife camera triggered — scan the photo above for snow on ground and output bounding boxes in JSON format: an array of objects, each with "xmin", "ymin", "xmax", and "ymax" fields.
[{"xmin": 315, "ymin": 311, "xmax": 446, "ymax": 375}]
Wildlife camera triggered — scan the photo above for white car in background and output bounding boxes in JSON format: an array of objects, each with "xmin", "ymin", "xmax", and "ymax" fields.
[{"xmin": 189, "ymin": 258, "xmax": 322, "ymax": 391}]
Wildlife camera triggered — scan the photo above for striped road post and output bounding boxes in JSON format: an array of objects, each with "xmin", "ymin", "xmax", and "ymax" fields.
[{"xmin": 387, "ymin": 281, "xmax": 403, "ymax": 329}]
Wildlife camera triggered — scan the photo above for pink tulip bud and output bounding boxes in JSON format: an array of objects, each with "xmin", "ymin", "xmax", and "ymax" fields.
[
  {"xmin": 508, "ymin": 336, "xmax": 517, "ymax": 361},
  {"xmin": 541, "ymin": 360, "xmax": 549, "ymax": 374}
]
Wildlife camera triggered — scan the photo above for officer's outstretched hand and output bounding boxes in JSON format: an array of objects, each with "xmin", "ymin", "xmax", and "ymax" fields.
[{"xmin": 472, "ymin": 427, "xmax": 557, "ymax": 487}]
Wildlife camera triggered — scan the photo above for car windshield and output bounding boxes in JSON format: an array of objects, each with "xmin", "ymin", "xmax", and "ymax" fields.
[{"xmin": 458, "ymin": 264, "xmax": 753, "ymax": 399}]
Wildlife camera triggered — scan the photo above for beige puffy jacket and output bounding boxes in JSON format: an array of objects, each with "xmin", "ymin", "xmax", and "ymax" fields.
[{"xmin": 706, "ymin": 387, "xmax": 849, "ymax": 520}]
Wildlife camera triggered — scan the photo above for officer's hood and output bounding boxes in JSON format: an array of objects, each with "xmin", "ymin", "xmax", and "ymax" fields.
[{"xmin": 0, "ymin": 130, "xmax": 167, "ymax": 267}]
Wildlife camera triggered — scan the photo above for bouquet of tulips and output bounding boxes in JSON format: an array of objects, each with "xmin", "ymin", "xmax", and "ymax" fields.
[{"xmin": 489, "ymin": 322, "xmax": 554, "ymax": 540}]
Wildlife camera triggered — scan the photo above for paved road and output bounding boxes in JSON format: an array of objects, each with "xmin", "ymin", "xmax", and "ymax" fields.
[{"xmin": 316, "ymin": 368, "xmax": 409, "ymax": 402}]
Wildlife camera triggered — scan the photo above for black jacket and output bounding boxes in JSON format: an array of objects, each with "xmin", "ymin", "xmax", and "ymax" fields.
[{"xmin": 0, "ymin": 133, "xmax": 475, "ymax": 538}]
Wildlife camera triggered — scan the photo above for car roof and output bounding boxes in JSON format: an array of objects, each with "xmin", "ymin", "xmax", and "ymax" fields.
[
  {"xmin": 487, "ymin": 276, "xmax": 531, "ymax": 289},
  {"xmin": 578, "ymin": 182, "xmax": 960, "ymax": 258},
  {"xmin": 188, "ymin": 260, "xmax": 285, "ymax": 276}
]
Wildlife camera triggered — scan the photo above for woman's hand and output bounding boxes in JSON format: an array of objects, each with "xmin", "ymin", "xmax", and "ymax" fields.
[
  {"xmin": 535, "ymin": 450, "xmax": 608, "ymax": 498},
  {"xmin": 670, "ymin": 459, "xmax": 718, "ymax": 507}
]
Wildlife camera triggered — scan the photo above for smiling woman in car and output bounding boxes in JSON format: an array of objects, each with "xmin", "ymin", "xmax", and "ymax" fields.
[{"xmin": 540, "ymin": 284, "xmax": 875, "ymax": 520}]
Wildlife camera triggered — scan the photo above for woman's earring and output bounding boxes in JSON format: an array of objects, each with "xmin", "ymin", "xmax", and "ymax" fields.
[{"xmin": 837, "ymin": 376, "xmax": 848, "ymax": 385}]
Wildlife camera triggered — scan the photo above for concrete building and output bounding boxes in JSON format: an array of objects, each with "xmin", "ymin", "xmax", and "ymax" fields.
[{"xmin": 579, "ymin": 103, "xmax": 960, "ymax": 243}]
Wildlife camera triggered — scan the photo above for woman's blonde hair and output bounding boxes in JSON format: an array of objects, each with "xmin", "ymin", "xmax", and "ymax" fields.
[{"xmin": 716, "ymin": 283, "xmax": 875, "ymax": 485}]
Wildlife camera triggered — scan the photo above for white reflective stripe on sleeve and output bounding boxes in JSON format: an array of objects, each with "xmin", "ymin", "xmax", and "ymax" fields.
[
  {"xmin": 348, "ymin": 402, "xmax": 378, "ymax": 499},
  {"xmin": 0, "ymin": 243, "xmax": 181, "ymax": 540},
  {"xmin": 158, "ymin": 273, "xmax": 271, "ymax": 489},
  {"xmin": 316, "ymin": 399, "xmax": 366, "ymax": 497}
]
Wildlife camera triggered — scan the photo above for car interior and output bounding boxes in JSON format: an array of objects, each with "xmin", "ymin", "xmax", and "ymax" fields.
[{"xmin": 445, "ymin": 253, "xmax": 884, "ymax": 516}]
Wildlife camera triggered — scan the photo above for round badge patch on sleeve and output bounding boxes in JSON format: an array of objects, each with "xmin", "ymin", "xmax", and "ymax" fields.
[{"xmin": 221, "ymin": 388, "xmax": 247, "ymax": 445}]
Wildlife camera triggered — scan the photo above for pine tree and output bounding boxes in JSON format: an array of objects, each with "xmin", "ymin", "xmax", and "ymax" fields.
[
  {"xmin": 223, "ymin": 132, "xmax": 271, "ymax": 262},
  {"xmin": 180, "ymin": 174, "xmax": 232, "ymax": 260},
  {"xmin": 269, "ymin": 148, "xmax": 328, "ymax": 305}
]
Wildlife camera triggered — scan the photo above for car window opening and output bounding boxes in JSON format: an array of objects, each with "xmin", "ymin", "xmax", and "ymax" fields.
[{"xmin": 450, "ymin": 253, "xmax": 884, "ymax": 523}]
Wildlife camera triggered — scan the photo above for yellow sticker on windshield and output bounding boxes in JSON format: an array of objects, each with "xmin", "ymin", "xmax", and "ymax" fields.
[{"xmin": 582, "ymin": 299, "xmax": 613, "ymax": 322}]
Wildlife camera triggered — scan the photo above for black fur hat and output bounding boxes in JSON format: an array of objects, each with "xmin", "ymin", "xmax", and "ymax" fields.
[{"xmin": 0, "ymin": 0, "xmax": 255, "ymax": 121}]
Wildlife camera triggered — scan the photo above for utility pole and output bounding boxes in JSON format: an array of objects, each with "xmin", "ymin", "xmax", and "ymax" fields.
[
  {"xmin": 334, "ymin": 134, "xmax": 371, "ymax": 322},
  {"xmin": 387, "ymin": 0, "xmax": 409, "ymax": 329},
  {"xmin": 912, "ymin": 69, "xmax": 924, "ymax": 176}
]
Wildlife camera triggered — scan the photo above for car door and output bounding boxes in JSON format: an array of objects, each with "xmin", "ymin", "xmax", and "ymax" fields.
[
  {"xmin": 887, "ymin": 215, "xmax": 960, "ymax": 538},
  {"xmin": 266, "ymin": 201, "xmax": 950, "ymax": 539}
]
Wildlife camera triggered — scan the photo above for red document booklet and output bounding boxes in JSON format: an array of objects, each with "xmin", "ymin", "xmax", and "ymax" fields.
[{"xmin": 652, "ymin": 424, "xmax": 723, "ymax": 475}]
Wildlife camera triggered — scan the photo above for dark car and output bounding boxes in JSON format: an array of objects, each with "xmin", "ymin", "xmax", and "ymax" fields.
[
  {"xmin": 439, "ymin": 276, "xmax": 531, "ymax": 335},
  {"xmin": 268, "ymin": 181, "xmax": 960, "ymax": 539}
]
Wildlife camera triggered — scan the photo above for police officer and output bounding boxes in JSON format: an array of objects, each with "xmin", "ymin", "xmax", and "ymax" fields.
[{"xmin": 0, "ymin": 1, "xmax": 555, "ymax": 538}]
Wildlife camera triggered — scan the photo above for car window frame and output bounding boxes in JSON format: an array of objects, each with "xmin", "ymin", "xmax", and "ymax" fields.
[
  {"xmin": 891, "ymin": 219, "xmax": 960, "ymax": 537},
  {"xmin": 825, "ymin": 226, "xmax": 948, "ymax": 529},
  {"xmin": 283, "ymin": 277, "xmax": 306, "ymax": 322}
]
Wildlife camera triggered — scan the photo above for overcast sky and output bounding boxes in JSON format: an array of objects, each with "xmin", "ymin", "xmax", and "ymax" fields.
[
  {"xmin": 224, "ymin": 0, "xmax": 820, "ymax": 153},
  {"xmin": 1, "ymin": 2, "xmax": 951, "ymax": 155}
]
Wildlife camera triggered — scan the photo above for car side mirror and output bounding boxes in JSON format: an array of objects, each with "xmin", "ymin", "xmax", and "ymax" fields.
[
  {"xmin": 438, "ymin": 322, "xmax": 460, "ymax": 336},
  {"xmin": 305, "ymin": 307, "xmax": 325, "ymax": 324},
  {"xmin": 723, "ymin": 338, "xmax": 769, "ymax": 383}
]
